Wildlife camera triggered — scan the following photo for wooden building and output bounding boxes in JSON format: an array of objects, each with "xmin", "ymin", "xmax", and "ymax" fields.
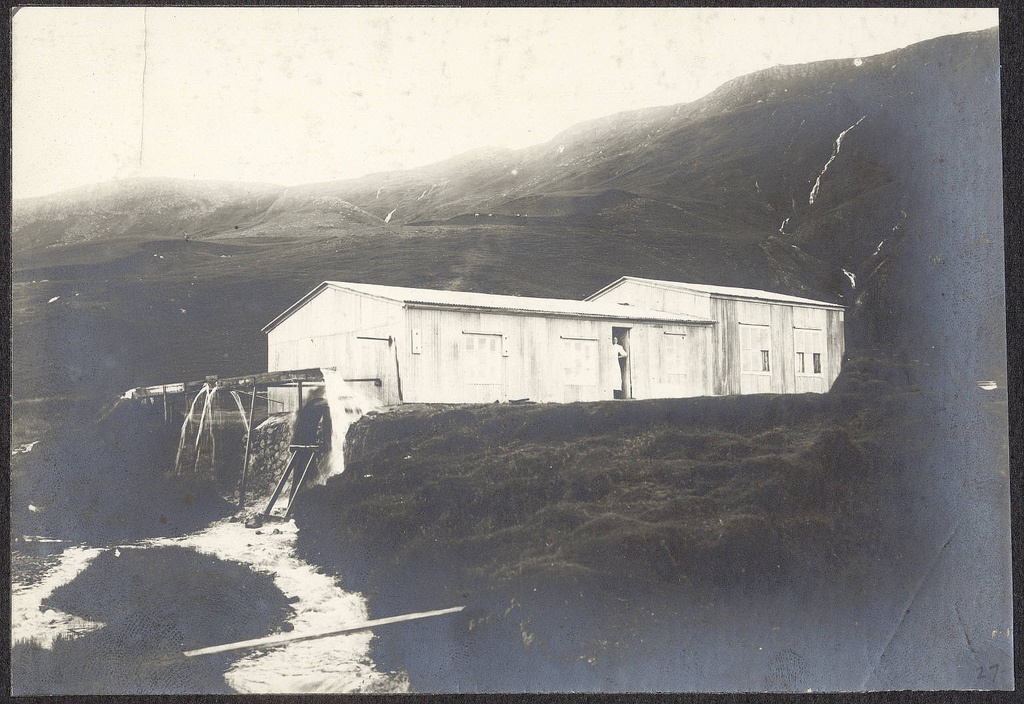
[
  {"xmin": 262, "ymin": 282, "xmax": 716, "ymax": 406},
  {"xmin": 262, "ymin": 277, "xmax": 844, "ymax": 407},
  {"xmin": 586, "ymin": 277, "xmax": 845, "ymax": 395}
]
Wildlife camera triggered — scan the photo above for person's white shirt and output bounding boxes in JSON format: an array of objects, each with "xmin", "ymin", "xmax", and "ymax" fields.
[{"xmin": 612, "ymin": 342, "xmax": 628, "ymax": 359}]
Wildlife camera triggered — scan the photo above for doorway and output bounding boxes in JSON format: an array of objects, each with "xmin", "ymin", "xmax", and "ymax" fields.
[{"xmin": 612, "ymin": 327, "xmax": 632, "ymax": 399}]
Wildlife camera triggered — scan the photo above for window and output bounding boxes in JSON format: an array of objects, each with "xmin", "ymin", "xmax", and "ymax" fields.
[
  {"xmin": 562, "ymin": 337, "xmax": 599, "ymax": 385},
  {"xmin": 463, "ymin": 333, "xmax": 502, "ymax": 384},
  {"xmin": 794, "ymin": 328, "xmax": 824, "ymax": 376},
  {"xmin": 660, "ymin": 332, "xmax": 688, "ymax": 384},
  {"xmin": 740, "ymin": 324, "xmax": 772, "ymax": 374}
]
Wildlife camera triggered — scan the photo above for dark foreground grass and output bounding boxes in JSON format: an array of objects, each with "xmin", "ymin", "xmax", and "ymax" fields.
[
  {"xmin": 293, "ymin": 356, "xmax": 948, "ymax": 691},
  {"xmin": 11, "ymin": 545, "xmax": 293, "ymax": 694},
  {"xmin": 11, "ymin": 397, "xmax": 235, "ymax": 544}
]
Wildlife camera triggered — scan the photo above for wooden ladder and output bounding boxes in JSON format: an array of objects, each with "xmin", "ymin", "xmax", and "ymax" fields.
[{"xmin": 263, "ymin": 444, "xmax": 321, "ymax": 520}]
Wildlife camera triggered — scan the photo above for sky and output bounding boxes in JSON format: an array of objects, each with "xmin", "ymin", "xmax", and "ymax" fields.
[{"xmin": 12, "ymin": 7, "xmax": 999, "ymax": 199}]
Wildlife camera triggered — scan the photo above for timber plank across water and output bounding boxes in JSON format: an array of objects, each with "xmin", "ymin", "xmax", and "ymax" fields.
[
  {"xmin": 128, "ymin": 367, "xmax": 335, "ymax": 398},
  {"xmin": 182, "ymin": 606, "xmax": 465, "ymax": 658}
]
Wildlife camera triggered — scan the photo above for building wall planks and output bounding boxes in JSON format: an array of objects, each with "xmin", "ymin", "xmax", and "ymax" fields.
[
  {"xmin": 592, "ymin": 281, "xmax": 844, "ymax": 395},
  {"xmin": 265, "ymin": 279, "xmax": 843, "ymax": 406},
  {"xmin": 398, "ymin": 306, "xmax": 712, "ymax": 403}
]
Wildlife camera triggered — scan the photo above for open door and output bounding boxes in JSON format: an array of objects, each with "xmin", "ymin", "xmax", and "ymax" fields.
[{"xmin": 612, "ymin": 327, "xmax": 632, "ymax": 399}]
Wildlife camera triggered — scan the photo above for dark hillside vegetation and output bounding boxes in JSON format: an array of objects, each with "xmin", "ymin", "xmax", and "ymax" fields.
[
  {"xmin": 10, "ymin": 398, "xmax": 234, "ymax": 544},
  {"xmin": 293, "ymin": 356, "xmax": 983, "ymax": 691}
]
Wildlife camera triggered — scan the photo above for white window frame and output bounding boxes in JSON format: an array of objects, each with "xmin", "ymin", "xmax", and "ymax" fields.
[
  {"xmin": 462, "ymin": 332, "xmax": 503, "ymax": 385},
  {"xmin": 793, "ymin": 327, "xmax": 825, "ymax": 377},
  {"xmin": 660, "ymin": 331, "xmax": 688, "ymax": 384},
  {"xmin": 560, "ymin": 336, "xmax": 600, "ymax": 386},
  {"xmin": 739, "ymin": 323, "xmax": 772, "ymax": 375}
]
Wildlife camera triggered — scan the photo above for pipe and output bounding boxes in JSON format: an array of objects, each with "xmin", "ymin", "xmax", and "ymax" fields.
[{"xmin": 183, "ymin": 606, "xmax": 464, "ymax": 658}]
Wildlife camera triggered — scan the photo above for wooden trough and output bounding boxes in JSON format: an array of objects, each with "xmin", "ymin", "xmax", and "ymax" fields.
[{"xmin": 124, "ymin": 367, "xmax": 381, "ymax": 513}]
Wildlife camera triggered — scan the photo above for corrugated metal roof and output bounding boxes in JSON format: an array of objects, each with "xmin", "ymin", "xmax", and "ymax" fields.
[
  {"xmin": 587, "ymin": 276, "xmax": 845, "ymax": 309},
  {"xmin": 327, "ymin": 282, "xmax": 716, "ymax": 322},
  {"xmin": 262, "ymin": 281, "xmax": 715, "ymax": 332}
]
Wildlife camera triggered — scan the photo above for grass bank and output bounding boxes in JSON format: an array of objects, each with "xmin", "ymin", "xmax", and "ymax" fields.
[
  {"xmin": 293, "ymin": 356, "xmax": 949, "ymax": 691},
  {"xmin": 11, "ymin": 397, "xmax": 236, "ymax": 544}
]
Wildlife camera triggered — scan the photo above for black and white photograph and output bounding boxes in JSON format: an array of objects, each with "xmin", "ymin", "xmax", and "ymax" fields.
[{"xmin": 9, "ymin": 6, "xmax": 1012, "ymax": 694}]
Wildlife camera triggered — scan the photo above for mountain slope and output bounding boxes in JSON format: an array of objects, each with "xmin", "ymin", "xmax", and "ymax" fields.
[{"xmin": 11, "ymin": 28, "xmax": 1004, "ymax": 400}]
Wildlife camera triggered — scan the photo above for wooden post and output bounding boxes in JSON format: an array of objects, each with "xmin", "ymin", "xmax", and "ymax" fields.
[
  {"xmin": 284, "ymin": 450, "xmax": 319, "ymax": 519},
  {"xmin": 263, "ymin": 451, "xmax": 300, "ymax": 517},
  {"xmin": 238, "ymin": 386, "xmax": 257, "ymax": 510},
  {"xmin": 296, "ymin": 381, "xmax": 304, "ymax": 411},
  {"xmin": 162, "ymin": 385, "xmax": 168, "ymax": 423}
]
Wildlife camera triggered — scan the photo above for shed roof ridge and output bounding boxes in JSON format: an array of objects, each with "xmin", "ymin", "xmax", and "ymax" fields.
[
  {"xmin": 323, "ymin": 280, "xmax": 713, "ymax": 322},
  {"xmin": 590, "ymin": 276, "xmax": 844, "ymax": 309}
]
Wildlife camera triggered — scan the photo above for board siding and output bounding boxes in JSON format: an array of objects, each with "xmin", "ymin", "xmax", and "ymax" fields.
[
  {"xmin": 267, "ymin": 288, "xmax": 404, "ymax": 407},
  {"xmin": 593, "ymin": 280, "xmax": 714, "ymax": 319},
  {"xmin": 266, "ymin": 282, "xmax": 841, "ymax": 406},
  {"xmin": 397, "ymin": 307, "xmax": 712, "ymax": 403}
]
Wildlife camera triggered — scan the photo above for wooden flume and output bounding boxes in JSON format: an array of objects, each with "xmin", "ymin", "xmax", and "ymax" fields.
[{"xmin": 125, "ymin": 366, "xmax": 380, "ymax": 509}]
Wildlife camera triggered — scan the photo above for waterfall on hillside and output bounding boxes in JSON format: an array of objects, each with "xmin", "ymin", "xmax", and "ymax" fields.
[
  {"xmin": 320, "ymin": 370, "xmax": 380, "ymax": 479},
  {"xmin": 808, "ymin": 116, "xmax": 867, "ymax": 205}
]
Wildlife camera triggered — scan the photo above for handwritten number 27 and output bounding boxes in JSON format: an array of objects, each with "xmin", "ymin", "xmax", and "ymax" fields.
[{"xmin": 977, "ymin": 664, "xmax": 999, "ymax": 680}]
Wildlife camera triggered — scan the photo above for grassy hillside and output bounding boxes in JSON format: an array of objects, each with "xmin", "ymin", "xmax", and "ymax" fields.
[
  {"xmin": 10, "ymin": 397, "xmax": 234, "ymax": 544},
  {"xmin": 291, "ymin": 357, "xmax": 997, "ymax": 691}
]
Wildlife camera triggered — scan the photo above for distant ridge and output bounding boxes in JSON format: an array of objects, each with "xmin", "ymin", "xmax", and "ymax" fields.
[{"xmin": 12, "ymin": 28, "xmax": 1004, "ymax": 400}]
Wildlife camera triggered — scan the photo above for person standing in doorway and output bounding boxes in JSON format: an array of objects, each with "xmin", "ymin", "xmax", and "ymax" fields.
[{"xmin": 612, "ymin": 336, "xmax": 628, "ymax": 398}]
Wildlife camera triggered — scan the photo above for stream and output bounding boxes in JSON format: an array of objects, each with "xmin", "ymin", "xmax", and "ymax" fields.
[
  {"xmin": 11, "ymin": 516, "xmax": 408, "ymax": 693},
  {"xmin": 11, "ymin": 373, "xmax": 402, "ymax": 693}
]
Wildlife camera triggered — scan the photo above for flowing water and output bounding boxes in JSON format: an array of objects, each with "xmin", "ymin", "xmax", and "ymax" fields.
[
  {"xmin": 11, "ymin": 545, "xmax": 106, "ymax": 647},
  {"xmin": 174, "ymin": 384, "xmax": 211, "ymax": 474},
  {"xmin": 146, "ymin": 519, "xmax": 405, "ymax": 693},
  {"xmin": 11, "ymin": 370, "xmax": 399, "ymax": 693},
  {"xmin": 321, "ymin": 369, "xmax": 380, "ymax": 479}
]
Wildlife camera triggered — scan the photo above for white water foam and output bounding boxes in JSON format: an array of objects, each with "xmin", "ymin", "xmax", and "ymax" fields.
[
  {"xmin": 13, "ymin": 371, "xmax": 390, "ymax": 691},
  {"xmin": 320, "ymin": 369, "xmax": 380, "ymax": 479},
  {"xmin": 145, "ymin": 519, "xmax": 403, "ymax": 693},
  {"xmin": 13, "ymin": 519, "xmax": 402, "ymax": 691},
  {"xmin": 11, "ymin": 546, "xmax": 105, "ymax": 647}
]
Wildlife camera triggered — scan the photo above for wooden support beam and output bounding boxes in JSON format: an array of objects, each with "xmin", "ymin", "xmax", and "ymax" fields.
[
  {"xmin": 285, "ymin": 450, "xmax": 319, "ymax": 519},
  {"xmin": 183, "ymin": 606, "xmax": 464, "ymax": 658},
  {"xmin": 127, "ymin": 369, "xmax": 383, "ymax": 402},
  {"xmin": 263, "ymin": 451, "xmax": 300, "ymax": 517}
]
